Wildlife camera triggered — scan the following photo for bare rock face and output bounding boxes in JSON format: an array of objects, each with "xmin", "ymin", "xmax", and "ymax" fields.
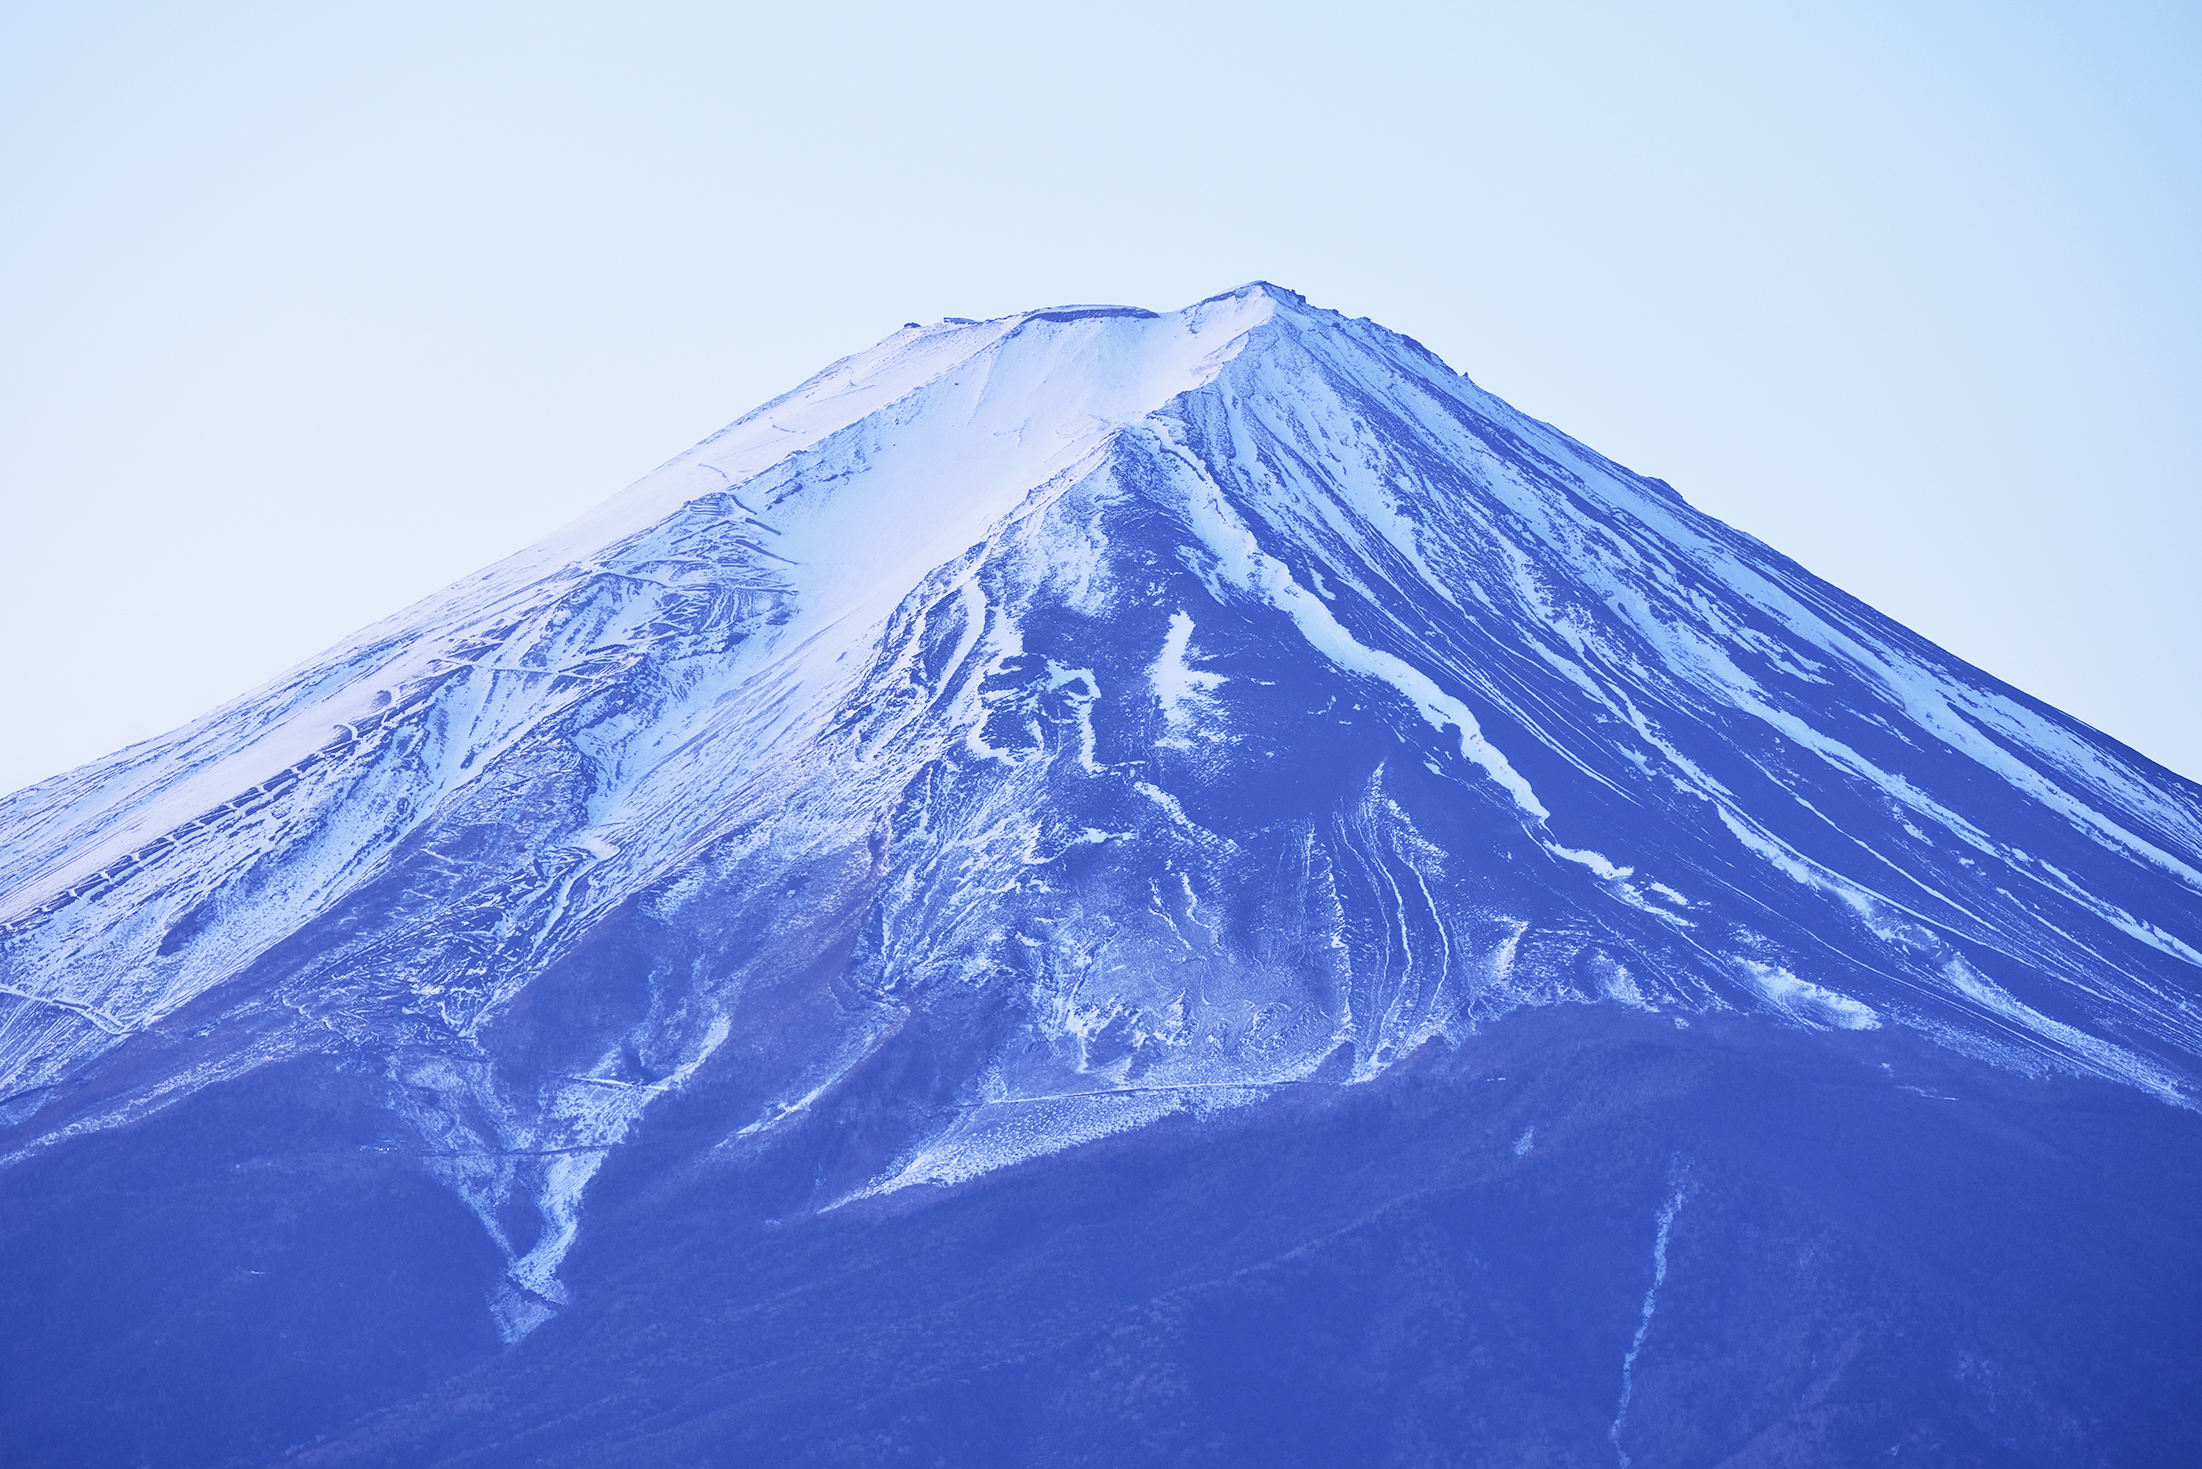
[{"xmin": 4, "ymin": 284, "xmax": 2199, "ymax": 1466}]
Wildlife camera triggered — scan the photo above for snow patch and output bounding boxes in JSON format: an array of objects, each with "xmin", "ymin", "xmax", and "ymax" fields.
[
  {"xmin": 1151, "ymin": 610, "xmax": 1227, "ymax": 733},
  {"xmin": 1740, "ymin": 961, "xmax": 1880, "ymax": 1031}
]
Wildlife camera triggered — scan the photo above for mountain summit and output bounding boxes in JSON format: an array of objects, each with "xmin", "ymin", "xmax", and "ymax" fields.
[{"xmin": 5, "ymin": 284, "xmax": 2200, "ymax": 1466}]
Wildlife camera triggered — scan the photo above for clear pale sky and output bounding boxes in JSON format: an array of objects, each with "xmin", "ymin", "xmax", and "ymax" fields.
[{"xmin": 3, "ymin": 1, "xmax": 2196, "ymax": 794}]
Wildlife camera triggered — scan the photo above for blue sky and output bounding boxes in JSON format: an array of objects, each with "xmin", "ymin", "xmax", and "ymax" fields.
[{"xmin": 2, "ymin": 0, "xmax": 2196, "ymax": 790}]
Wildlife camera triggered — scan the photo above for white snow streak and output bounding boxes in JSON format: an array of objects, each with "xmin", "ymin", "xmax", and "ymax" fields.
[
  {"xmin": 1156, "ymin": 423, "xmax": 1549, "ymax": 821},
  {"xmin": 1610, "ymin": 1171, "xmax": 1690, "ymax": 1469}
]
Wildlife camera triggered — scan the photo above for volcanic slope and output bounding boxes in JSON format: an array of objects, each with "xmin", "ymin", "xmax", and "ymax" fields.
[{"xmin": 2, "ymin": 283, "xmax": 2199, "ymax": 1467}]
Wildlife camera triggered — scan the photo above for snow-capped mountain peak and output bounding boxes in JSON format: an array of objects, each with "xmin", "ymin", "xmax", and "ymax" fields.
[{"xmin": 4, "ymin": 283, "xmax": 2198, "ymax": 1343}]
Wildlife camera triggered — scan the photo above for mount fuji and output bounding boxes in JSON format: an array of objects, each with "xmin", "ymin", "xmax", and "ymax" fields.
[{"xmin": 3, "ymin": 283, "xmax": 2199, "ymax": 1466}]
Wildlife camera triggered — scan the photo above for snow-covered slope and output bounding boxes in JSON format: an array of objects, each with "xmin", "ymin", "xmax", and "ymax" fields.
[{"xmin": 3, "ymin": 283, "xmax": 2199, "ymax": 1342}]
